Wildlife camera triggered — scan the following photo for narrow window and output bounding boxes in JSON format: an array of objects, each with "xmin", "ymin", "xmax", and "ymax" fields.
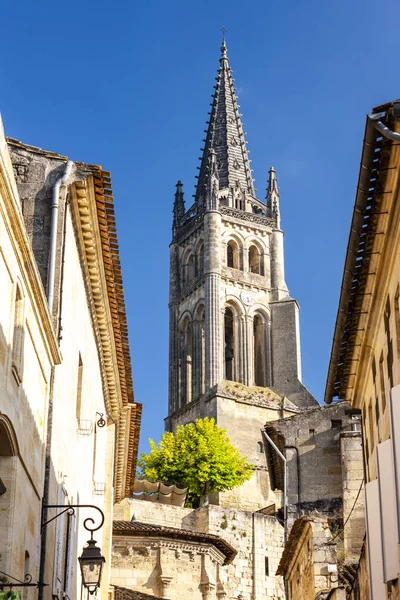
[
  {"xmin": 379, "ymin": 353, "xmax": 387, "ymax": 412},
  {"xmin": 309, "ymin": 429, "xmax": 315, "ymax": 438},
  {"xmin": 368, "ymin": 402, "xmax": 374, "ymax": 451},
  {"xmin": 331, "ymin": 420, "xmax": 341, "ymax": 430},
  {"xmin": 227, "ymin": 241, "xmax": 239, "ymax": 269},
  {"xmin": 384, "ymin": 296, "xmax": 394, "ymax": 388},
  {"xmin": 254, "ymin": 315, "xmax": 267, "ymax": 386},
  {"xmin": 76, "ymin": 354, "xmax": 83, "ymax": 421},
  {"xmin": 224, "ymin": 308, "xmax": 235, "ymax": 381},
  {"xmin": 265, "ymin": 556, "xmax": 269, "ymax": 576},
  {"xmin": 394, "ymin": 287, "xmax": 400, "ymax": 359},
  {"xmin": 11, "ymin": 285, "xmax": 24, "ymax": 383},
  {"xmin": 179, "ymin": 319, "xmax": 192, "ymax": 406},
  {"xmin": 375, "ymin": 396, "xmax": 381, "ymax": 443},
  {"xmin": 249, "ymin": 245, "xmax": 261, "ymax": 274},
  {"xmin": 257, "ymin": 441, "xmax": 264, "ymax": 453},
  {"xmin": 187, "ymin": 254, "xmax": 195, "ymax": 282}
]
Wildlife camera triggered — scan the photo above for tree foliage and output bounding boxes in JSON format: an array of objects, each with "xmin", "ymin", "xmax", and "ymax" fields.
[{"xmin": 138, "ymin": 417, "xmax": 253, "ymax": 506}]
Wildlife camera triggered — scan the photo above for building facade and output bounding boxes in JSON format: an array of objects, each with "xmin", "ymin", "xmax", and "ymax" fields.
[
  {"xmin": 0, "ymin": 118, "xmax": 141, "ymax": 599},
  {"xmin": 325, "ymin": 101, "xmax": 400, "ymax": 599},
  {"xmin": 269, "ymin": 405, "xmax": 365, "ymax": 598}
]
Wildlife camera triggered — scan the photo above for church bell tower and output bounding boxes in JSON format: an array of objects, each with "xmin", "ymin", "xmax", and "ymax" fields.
[{"xmin": 167, "ymin": 40, "xmax": 317, "ymax": 509}]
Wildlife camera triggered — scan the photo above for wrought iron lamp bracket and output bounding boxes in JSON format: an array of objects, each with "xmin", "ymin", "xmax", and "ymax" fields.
[
  {"xmin": 41, "ymin": 503, "xmax": 105, "ymax": 536},
  {"xmin": 0, "ymin": 570, "xmax": 48, "ymax": 591}
]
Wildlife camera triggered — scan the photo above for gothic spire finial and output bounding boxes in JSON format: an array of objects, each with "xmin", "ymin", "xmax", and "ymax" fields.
[
  {"xmin": 172, "ymin": 180, "xmax": 185, "ymax": 237},
  {"xmin": 195, "ymin": 40, "xmax": 255, "ymax": 204},
  {"xmin": 266, "ymin": 166, "xmax": 280, "ymax": 226}
]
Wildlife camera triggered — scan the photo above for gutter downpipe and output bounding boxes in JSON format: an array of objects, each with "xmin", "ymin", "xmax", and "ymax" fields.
[
  {"xmin": 47, "ymin": 160, "xmax": 73, "ymax": 313},
  {"xmin": 284, "ymin": 445, "xmax": 300, "ymax": 517},
  {"xmin": 262, "ymin": 430, "xmax": 287, "ymax": 542},
  {"xmin": 325, "ymin": 105, "xmax": 400, "ymax": 405},
  {"xmin": 368, "ymin": 111, "xmax": 400, "ymax": 142},
  {"xmin": 262, "ymin": 429, "xmax": 289, "ymax": 599}
]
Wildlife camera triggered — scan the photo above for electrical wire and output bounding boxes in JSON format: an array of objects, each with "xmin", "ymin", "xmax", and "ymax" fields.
[{"xmin": 330, "ymin": 478, "xmax": 364, "ymax": 543}]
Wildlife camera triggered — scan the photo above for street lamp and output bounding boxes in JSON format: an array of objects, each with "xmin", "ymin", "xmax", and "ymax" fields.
[
  {"xmin": 41, "ymin": 504, "xmax": 105, "ymax": 596},
  {"xmin": 78, "ymin": 536, "xmax": 106, "ymax": 595}
]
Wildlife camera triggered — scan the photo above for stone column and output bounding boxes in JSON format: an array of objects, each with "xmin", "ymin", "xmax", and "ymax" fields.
[
  {"xmin": 168, "ymin": 304, "xmax": 178, "ymax": 414},
  {"xmin": 204, "ymin": 211, "xmax": 222, "ymax": 389},
  {"xmin": 270, "ymin": 228, "xmax": 288, "ymax": 301},
  {"xmin": 245, "ymin": 314, "xmax": 254, "ymax": 386},
  {"xmin": 192, "ymin": 320, "xmax": 200, "ymax": 400},
  {"xmin": 238, "ymin": 315, "xmax": 246, "ymax": 384}
]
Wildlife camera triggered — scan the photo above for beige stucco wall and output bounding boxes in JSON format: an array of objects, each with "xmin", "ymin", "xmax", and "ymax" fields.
[
  {"xmin": 42, "ymin": 208, "xmax": 116, "ymax": 600},
  {"xmin": 0, "ymin": 122, "xmax": 57, "ymax": 599},
  {"xmin": 0, "ymin": 124, "xmax": 127, "ymax": 600}
]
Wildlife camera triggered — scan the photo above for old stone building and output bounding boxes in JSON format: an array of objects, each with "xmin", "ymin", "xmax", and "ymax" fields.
[
  {"xmin": 326, "ymin": 100, "xmax": 400, "ymax": 599},
  {"xmin": 0, "ymin": 116, "xmax": 141, "ymax": 600},
  {"xmin": 267, "ymin": 404, "xmax": 365, "ymax": 598}
]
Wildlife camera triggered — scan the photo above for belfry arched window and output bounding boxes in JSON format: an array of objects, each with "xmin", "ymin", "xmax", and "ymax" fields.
[
  {"xmin": 193, "ymin": 305, "xmax": 205, "ymax": 399},
  {"xmin": 186, "ymin": 254, "xmax": 195, "ymax": 283},
  {"xmin": 227, "ymin": 240, "xmax": 239, "ymax": 269},
  {"xmin": 224, "ymin": 308, "xmax": 235, "ymax": 381},
  {"xmin": 179, "ymin": 317, "xmax": 192, "ymax": 407},
  {"xmin": 253, "ymin": 313, "xmax": 269, "ymax": 387},
  {"xmin": 249, "ymin": 245, "xmax": 262, "ymax": 275}
]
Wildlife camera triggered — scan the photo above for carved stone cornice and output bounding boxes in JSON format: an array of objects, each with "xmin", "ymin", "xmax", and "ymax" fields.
[
  {"xmin": 70, "ymin": 175, "xmax": 139, "ymax": 501},
  {"xmin": 112, "ymin": 537, "xmax": 226, "ymax": 567}
]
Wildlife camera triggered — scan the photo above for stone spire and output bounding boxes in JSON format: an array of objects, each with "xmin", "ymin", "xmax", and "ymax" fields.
[
  {"xmin": 266, "ymin": 166, "xmax": 280, "ymax": 227},
  {"xmin": 172, "ymin": 180, "xmax": 185, "ymax": 236},
  {"xmin": 195, "ymin": 40, "xmax": 255, "ymax": 204}
]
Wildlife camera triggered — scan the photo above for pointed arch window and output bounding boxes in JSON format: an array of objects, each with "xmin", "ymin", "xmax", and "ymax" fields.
[
  {"xmin": 224, "ymin": 308, "xmax": 235, "ymax": 381},
  {"xmin": 193, "ymin": 306, "xmax": 205, "ymax": 400},
  {"xmin": 179, "ymin": 318, "xmax": 192, "ymax": 407},
  {"xmin": 253, "ymin": 313, "xmax": 269, "ymax": 387},
  {"xmin": 11, "ymin": 284, "xmax": 24, "ymax": 383}
]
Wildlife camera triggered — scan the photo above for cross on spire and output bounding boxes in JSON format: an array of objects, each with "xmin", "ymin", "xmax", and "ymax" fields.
[{"xmin": 221, "ymin": 26, "xmax": 227, "ymax": 41}]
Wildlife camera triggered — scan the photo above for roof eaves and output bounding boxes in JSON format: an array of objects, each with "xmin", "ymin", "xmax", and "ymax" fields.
[{"xmin": 324, "ymin": 109, "xmax": 391, "ymax": 404}]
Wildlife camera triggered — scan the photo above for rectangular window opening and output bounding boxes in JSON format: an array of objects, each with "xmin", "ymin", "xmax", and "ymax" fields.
[
  {"xmin": 379, "ymin": 353, "xmax": 387, "ymax": 412},
  {"xmin": 76, "ymin": 353, "xmax": 83, "ymax": 421},
  {"xmin": 265, "ymin": 556, "xmax": 269, "ymax": 576}
]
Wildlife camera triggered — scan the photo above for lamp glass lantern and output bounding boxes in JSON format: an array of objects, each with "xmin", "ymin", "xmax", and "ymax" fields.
[{"xmin": 78, "ymin": 537, "xmax": 105, "ymax": 594}]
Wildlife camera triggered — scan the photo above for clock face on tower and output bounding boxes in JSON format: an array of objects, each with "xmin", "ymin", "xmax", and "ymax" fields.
[{"xmin": 240, "ymin": 291, "xmax": 254, "ymax": 306}]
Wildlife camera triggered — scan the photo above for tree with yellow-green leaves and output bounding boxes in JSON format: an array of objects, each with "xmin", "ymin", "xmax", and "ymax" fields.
[{"xmin": 138, "ymin": 417, "xmax": 253, "ymax": 507}]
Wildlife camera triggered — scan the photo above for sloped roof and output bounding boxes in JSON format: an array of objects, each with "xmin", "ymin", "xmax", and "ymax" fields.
[
  {"xmin": 113, "ymin": 521, "xmax": 237, "ymax": 565},
  {"xmin": 113, "ymin": 586, "xmax": 162, "ymax": 600},
  {"xmin": 276, "ymin": 517, "xmax": 312, "ymax": 576}
]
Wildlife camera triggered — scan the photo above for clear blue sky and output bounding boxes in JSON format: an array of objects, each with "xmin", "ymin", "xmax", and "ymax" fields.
[{"xmin": 2, "ymin": 0, "xmax": 399, "ymax": 454}]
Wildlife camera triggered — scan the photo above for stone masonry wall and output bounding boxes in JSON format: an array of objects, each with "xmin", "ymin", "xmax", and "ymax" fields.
[{"xmin": 116, "ymin": 498, "xmax": 286, "ymax": 599}]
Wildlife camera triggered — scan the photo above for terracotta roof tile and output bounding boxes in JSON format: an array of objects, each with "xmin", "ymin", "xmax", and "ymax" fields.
[{"xmin": 113, "ymin": 585, "xmax": 162, "ymax": 600}]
